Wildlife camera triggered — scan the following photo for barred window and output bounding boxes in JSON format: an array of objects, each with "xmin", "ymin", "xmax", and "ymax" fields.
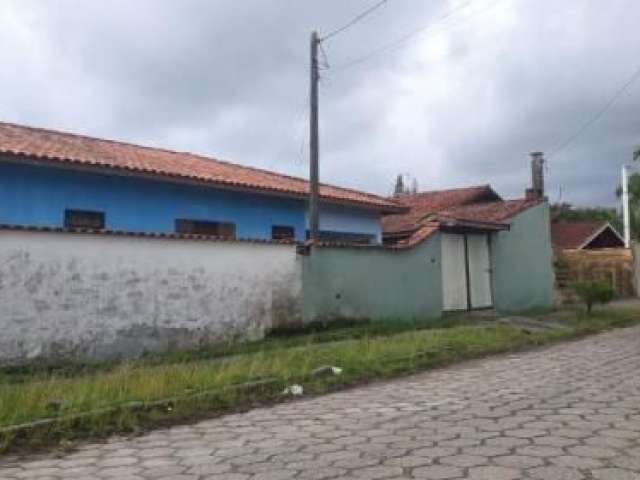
[
  {"xmin": 175, "ymin": 219, "xmax": 236, "ymax": 238},
  {"xmin": 64, "ymin": 209, "xmax": 105, "ymax": 229},
  {"xmin": 272, "ymin": 225, "xmax": 295, "ymax": 240}
]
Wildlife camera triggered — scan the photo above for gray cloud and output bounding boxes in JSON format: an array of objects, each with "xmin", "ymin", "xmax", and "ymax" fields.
[{"xmin": 1, "ymin": 0, "xmax": 639, "ymax": 207}]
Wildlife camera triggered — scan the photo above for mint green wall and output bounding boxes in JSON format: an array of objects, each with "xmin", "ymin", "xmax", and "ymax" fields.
[
  {"xmin": 302, "ymin": 234, "xmax": 443, "ymax": 322},
  {"xmin": 491, "ymin": 202, "xmax": 554, "ymax": 312}
]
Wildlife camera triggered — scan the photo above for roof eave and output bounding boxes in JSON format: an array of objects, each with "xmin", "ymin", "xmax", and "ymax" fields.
[{"xmin": 438, "ymin": 217, "xmax": 510, "ymax": 232}]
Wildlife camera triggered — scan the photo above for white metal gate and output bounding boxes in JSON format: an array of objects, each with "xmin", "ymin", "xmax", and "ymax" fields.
[
  {"xmin": 442, "ymin": 233, "xmax": 468, "ymax": 311},
  {"xmin": 467, "ymin": 234, "xmax": 493, "ymax": 309},
  {"xmin": 441, "ymin": 233, "xmax": 493, "ymax": 311}
]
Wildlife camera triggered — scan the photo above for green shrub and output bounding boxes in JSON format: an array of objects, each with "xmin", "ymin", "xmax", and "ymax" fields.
[{"xmin": 573, "ymin": 280, "xmax": 614, "ymax": 314}]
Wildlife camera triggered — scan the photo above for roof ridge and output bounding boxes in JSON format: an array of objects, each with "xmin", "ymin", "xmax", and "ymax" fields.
[{"xmin": 401, "ymin": 184, "xmax": 492, "ymax": 198}]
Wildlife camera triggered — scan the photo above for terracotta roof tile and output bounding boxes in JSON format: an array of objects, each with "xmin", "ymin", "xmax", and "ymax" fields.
[
  {"xmin": 438, "ymin": 198, "xmax": 542, "ymax": 224},
  {"xmin": 550, "ymin": 220, "xmax": 611, "ymax": 249},
  {"xmin": 388, "ymin": 223, "xmax": 440, "ymax": 249},
  {"xmin": 0, "ymin": 121, "xmax": 403, "ymax": 212},
  {"xmin": 381, "ymin": 185, "xmax": 502, "ymax": 233}
]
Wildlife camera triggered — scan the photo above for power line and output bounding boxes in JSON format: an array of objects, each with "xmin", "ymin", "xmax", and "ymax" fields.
[
  {"xmin": 320, "ymin": 0, "xmax": 389, "ymax": 42},
  {"xmin": 548, "ymin": 63, "xmax": 640, "ymax": 159},
  {"xmin": 330, "ymin": 0, "xmax": 499, "ymax": 73},
  {"xmin": 318, "ymin": 41, "xmax": 331, "ymax": 70}
]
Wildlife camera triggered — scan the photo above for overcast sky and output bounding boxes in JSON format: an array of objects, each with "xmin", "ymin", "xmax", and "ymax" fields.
[{"xmin": 1, "ymin": 0, "xmax": 639, "ymax": 207}]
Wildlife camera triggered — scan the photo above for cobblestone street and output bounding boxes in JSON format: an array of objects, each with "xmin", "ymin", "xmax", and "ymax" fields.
[{"xmin": 2, "ymin": 326, "xmax": 640, "ymax": 480}]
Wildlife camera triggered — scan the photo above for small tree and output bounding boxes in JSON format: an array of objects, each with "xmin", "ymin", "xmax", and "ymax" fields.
[
  {"xmin": 393, "ymin": 174, "xmax": 405, "ymax": 197},
  {"xmin": 573, "ymin": 280, "xmax": 614, "ymax": 314}
]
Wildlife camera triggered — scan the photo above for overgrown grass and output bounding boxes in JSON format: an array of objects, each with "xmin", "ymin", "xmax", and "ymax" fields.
[
  {"xmin": 0, "ymin": 316, "xmax": 471, "ymax": 383},
  {"xmin": 1, "ymin": 306, "xmax": 639, "ymax": 453}
]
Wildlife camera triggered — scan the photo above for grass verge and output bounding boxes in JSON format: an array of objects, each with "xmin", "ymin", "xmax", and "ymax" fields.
[{"xmin": 0, "ymin": 306, "xmax": 638, "ymax": 453}]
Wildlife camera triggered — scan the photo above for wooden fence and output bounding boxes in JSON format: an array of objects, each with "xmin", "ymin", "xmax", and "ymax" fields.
[{"xmin": 554, "ymin": 248, "xmax": 634, "ymax": 303}]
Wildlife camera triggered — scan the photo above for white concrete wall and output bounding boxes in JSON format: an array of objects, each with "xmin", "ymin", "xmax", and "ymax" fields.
[{"xmin": 0, "ymin": 230, "xmax": 301, "ymax": 365}]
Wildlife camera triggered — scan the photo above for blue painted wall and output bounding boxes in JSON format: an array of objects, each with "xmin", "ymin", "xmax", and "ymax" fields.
[
  {"xmin": 0, "ymin": 160, "xmax": 308, "ymax": 240},
  {"xmin": 0, "ymin": 159, "xmax": 383, "ymax": 242},
  {"xmin": 309, "ymin": 204, "xmax": 382, "ymax": 243}
]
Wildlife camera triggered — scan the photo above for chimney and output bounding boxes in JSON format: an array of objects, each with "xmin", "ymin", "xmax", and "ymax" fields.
[{"xmin": 525, "ymin": 151, "xmax": 545, "ymax": 201}]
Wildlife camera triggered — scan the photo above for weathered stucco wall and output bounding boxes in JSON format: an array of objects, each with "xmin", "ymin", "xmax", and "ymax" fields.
[
  {"xmin": 492, "ymin": 202, "xmax": 555, "ymax": 312},
  {"xmin": 0, "ymin": 230, "xmax": 301, "ymax": 366},
  {"xmin": 302, "ymin": 235, "xmax": 443, "ymax": 322}
]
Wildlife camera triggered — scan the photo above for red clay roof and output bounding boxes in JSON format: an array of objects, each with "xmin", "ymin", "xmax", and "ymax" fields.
[
  {"xmin": 387, "ymin": 223, "xmax": 440, "ymax": 249},
  {"xmin": 382, "ymin": 185, "xmax": 503, "ymax": 233},
  {"xmin": 0, "ymin": 121, "xmax": 403, "ymax": 212},
  {"xmin": 438, "ymin": 199, "xmax": 542, "ymax": 224},
  {"xmin": 551, "ymin": 220, "xmax": 621, "ymax": 249}
]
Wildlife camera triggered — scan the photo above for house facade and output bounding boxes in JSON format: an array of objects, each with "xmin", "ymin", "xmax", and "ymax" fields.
[
  {"xmin": 371, "ymin": 156, "xmax": 555, "ymax": 314},
  {"xmin": 304, "ymin": 198, "xmax": 554, "ymax": 320},
  {"xmin": 0, "ymin": 122, "xmax": 402, "ymax": 243}
]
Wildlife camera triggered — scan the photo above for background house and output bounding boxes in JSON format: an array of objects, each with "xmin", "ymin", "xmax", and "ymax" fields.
[
  {"xmin": 551, "ymin": 220, "xmax": 625, "ymax": 251},
  {"xmin": 550, "ymin": 219, "xmax": 632, "ymax": 303},
  {"xmin": 0, "ymin": 122, "xmax": 402, "ymax": 244}
]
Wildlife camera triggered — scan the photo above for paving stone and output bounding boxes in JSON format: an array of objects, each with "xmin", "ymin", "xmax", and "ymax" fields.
[
  {"xmin": 492, "ymin": 454, "xmax": 544, "ymax": 468},
  {"xmin": 411, "ymin": 447, "xmax": 457, "ymax": 458},
  {"xmin": 467, "ymin": 466, "xmax": 520, "ymax": 480},
  {"xmin": 591, "ymin": 468, "xmax": 640, "ymax": 480},
  {"xmin": 383, "ymin": 456, "xmax": 432, "ymax": 468},
  {"xmin": 526, "ymin": 466, "xmax": 585, "ymax": 480},
  {"xmin": 97, "ymin": 466, "xmax": 142, "ymax": 478},
  {"xmin": 185, "ymin": 462, "xmax": 232, "ymax": 475},
  {"xmin": 96, "ymin": 457, "xmax": 139, "ymax": 468},
  {"xmin": 533, "ymin": 435, "xmax": 579, "ymax": 447},
  {"xmin": 297, "ymin": 467, "xmax": 347, "ymax": 480},
  {"xmin": 549, "ymin": 455, "xmax": 604, "ymax": 469},
  {"xmin": 567, "ymin": 445, "xmax": 619, "ymax": 458},
  {"xmin": 439, "ymin": 455, "xmax": 488, "ymax": 467},
  {"xmin": 351, "ymin": 466, "xmax": 404, "ymax": 478},
  {"xmin": 411, "ymin": 465, "xmax": 464, "ymax": 479}
]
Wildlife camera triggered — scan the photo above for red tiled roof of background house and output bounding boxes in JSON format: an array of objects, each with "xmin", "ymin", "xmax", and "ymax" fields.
[
  {"xmin": 550, "ymin": 220, "xmax": 615, "ymax": 249},
  {"xmin": 0, "ymin": 121, "xmax": 404, "ymax": 212},
  {"xmin": 381, "ymin": 185, "xmax": 503, "ymax": 233}
]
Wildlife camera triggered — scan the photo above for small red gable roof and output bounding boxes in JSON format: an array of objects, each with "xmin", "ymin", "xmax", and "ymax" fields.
[
  {"xmin": 382, "ymin": 185, "xmax": 502, "ymax": 233},
  {"xmin": 551, "ymin": 220, "xmax": 624, "ymax": 249},
  {"xmin": 382, "ymin": 184, "xmax": 544, "ymax": 248},
  {"xmin": 0, "ymin": 121, "xmax": 404, "ymax": 213}
]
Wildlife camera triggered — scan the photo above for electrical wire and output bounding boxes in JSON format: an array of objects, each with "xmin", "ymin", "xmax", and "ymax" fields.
[
  {"xmin": 548, "ymin": 64, "xmax": 640, "ymax": 160},
  {"xmin": 330, "ymin": 0, "xmax": 490, "ymax": 73},
  {"xmin": 318, "ymin": 42, "xmax": 331, "ymax": 70},
  {"xmin": 320, "ymin": 0, "xmax": 389, "ymax": 42}
]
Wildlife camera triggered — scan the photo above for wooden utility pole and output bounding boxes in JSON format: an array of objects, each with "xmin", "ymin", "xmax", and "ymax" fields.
[{"xmin": 309, "ymin": 31, "xmax": 320, "ymax": 243}]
